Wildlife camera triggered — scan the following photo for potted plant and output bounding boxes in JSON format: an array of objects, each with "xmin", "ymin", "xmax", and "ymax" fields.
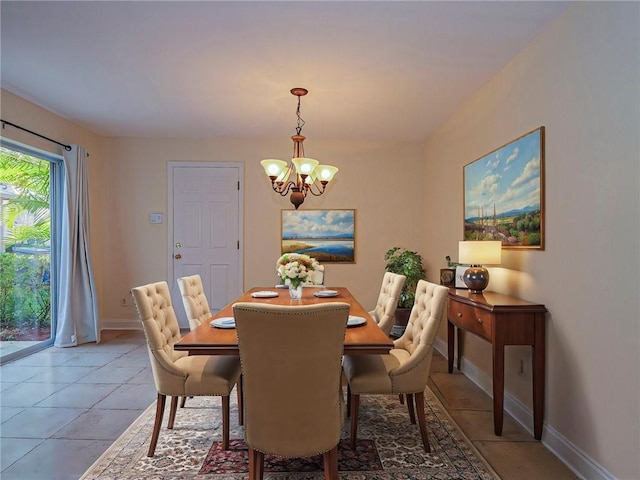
[{"xmin": 384, "ymin": 247, "xmax": 426, "ymax": 337}]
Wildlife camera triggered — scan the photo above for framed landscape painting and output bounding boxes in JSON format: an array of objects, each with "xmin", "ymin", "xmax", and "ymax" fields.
[
  {"xmin": 464, "ymin": 127, "xmax": 545, "ymax": 249},
  {"xmin": 281, "ymin": 209, "xmax": 355, "ymax": 263}
]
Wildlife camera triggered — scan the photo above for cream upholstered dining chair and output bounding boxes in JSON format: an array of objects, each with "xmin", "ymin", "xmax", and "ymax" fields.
[
  {"xmin": 176, "ymin": 274, "xmax": 215, "ymax": 408},
  {"xmin": 369, "ymin": 272, "xmax": 406, "ymax": 336},
  {"xmin": 177, "ymin": 274, "xmax": 211, "ymax": 331},
  {"xmin": 232, "ymin": 302, "xmax": 350, "ymax": 480},
  {"xmin": 302, "ymin": 263, "xmax": 325, "ymax": 285},
  {"xmin": 342, "ymin": 280, "xmax": 448, "ymax": 452},
  {"xmin": 131, "ymin": 281, "xmax": 242, "ymax": 456}
]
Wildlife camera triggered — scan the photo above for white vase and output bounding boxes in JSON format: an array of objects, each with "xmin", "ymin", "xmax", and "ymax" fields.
[{"xmin": 288, "ymin": 284, "xmax": 303, "ymax": 300}]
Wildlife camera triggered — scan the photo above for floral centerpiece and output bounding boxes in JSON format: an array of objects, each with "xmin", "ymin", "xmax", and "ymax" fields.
[{"xmin": 276, "ymin": 253, "xmax": 318, "ymax": 288}]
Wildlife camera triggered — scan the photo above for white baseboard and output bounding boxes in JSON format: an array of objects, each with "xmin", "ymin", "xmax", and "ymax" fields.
[{"xmin": 433, "ymin": 338, "xmax": 615, "ymax": 480}]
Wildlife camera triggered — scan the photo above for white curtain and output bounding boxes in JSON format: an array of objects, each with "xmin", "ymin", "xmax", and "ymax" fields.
[{"xmin": 54, "ymin": 145, "xmax": 99, "ymax": 347}]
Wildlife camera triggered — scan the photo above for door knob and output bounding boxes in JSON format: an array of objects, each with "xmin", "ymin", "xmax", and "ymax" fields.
[{"xmin": 174, "ymin": 254, "xmax": 182, "ymax": 260}]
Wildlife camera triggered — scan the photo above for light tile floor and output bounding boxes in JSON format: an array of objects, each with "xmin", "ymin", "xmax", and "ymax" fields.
[
  {"xmin": 428, "ymin": 354, "xmax": 579, "ymax": 480},
  {"xmin": 0, "ymin": 330, "xmax": 579, "ymax": 480}
]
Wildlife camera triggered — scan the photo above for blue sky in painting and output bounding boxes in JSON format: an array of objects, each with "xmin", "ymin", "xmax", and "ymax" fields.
[
  {"xmin": 464, "ymin": 129, "xmax": 541, "ymax": 220},
  {"xmin": 282, "ymin": 210, "xmax": 355, "ymax": 239}
]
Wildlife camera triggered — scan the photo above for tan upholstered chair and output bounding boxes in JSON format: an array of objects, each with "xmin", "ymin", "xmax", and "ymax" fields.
[
  {"xmin": 131, "ymin": 281, "xmax": 242, "ymax": 456},
  {"xmin": 233, "ymin": 302, "xmax": 350, "ymax": 480},
  {"xmin": 176, "ymin": 274, "xmax": 216, "ymax": 408},
  {"xmin": 177, "ymin": 274, "xmax": 211, "ymax": 331},
  {"xmin": 342, "ymin": 280, "xmax": 448, "ymax": 452},
  {"xmin": 303, "ymin": 263, "xmax": 325, "ymax": 285},
  {"xmin": 369, "ymin": 272, "xmax": 406, "ymax": 336}
]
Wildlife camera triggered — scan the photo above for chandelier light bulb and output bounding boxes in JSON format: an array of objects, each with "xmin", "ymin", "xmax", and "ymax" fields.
[{"xmin": 317, "ymin": 165, "xmax": 339, "ymax": 182}]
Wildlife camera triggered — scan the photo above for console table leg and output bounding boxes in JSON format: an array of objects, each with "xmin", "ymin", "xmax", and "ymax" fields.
[
  {"xmin": 492, "ymin": 342, "xmax": 505, "ymax": 436},
  {"xmin": 447, "ymin": 321, "xmax": 455, "ymax": 373},
  {"xmin": 533, "ymin": 315, "xmax": 545, "ymax": 440},
  {"xmin": 456, "ymin": 328, "xmax": 463, "ymax": 371}
]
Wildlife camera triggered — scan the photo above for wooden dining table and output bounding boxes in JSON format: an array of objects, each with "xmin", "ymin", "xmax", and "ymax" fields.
[{"xmin": 174, "ymin": 286, "xmax": 393, "ymax": 356}]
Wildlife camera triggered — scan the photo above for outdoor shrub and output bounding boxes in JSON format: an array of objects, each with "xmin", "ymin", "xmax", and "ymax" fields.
[{"xmin": 0, "ymin": 253, "xmax": 51, "ymax": 331}]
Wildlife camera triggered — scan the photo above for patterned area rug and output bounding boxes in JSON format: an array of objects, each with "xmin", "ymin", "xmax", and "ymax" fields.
[
  {"xmin": 200, "ymin": 438, "xmax": 382, "ymax": 474},
  {"xmin": 81, "ymin": 386, "xmax": 500, "ymax": 479}
]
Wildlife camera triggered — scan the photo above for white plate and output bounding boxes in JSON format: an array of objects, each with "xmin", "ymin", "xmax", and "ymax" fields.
[
  {"xmin": 210, "ymin": 317, "xmax": 236, "ymax": 329},
  {"xmin": 251, "ymin": 291, "xmax": 279, "ymax": 298},
  {"xmin": 347, "ymin": 315, "xmax": 367, "ymax": 327},
  {"xmin": 314, "ymin": 290, "xmax": 338, "ymax": 298}
]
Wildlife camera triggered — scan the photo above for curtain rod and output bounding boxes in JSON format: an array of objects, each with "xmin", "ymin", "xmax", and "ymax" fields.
[{"xmin": 1, "ymin": 119, "xmax": 73, "ymax": 152}]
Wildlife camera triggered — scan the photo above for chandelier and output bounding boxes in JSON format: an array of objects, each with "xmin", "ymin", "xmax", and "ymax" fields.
[{"xmin": 260, "ymin": 88, "xmax": 339, "ymax": 209}]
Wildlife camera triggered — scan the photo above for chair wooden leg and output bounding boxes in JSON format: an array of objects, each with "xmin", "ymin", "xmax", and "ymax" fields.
[
  {"xmin": 148, "ymin": 393, "xmax": 166, "ymax": 457},
  {"xmin": 248, "ymin": 447, "xmax": 264, "ymax": 480},
  {"xmin": 248, "ymin": 447, "xmax": 256, "ymax": 480},
  {"xmin": 257, "ymin": 448, "xmax": 264, "ymax": 480},
  {"xmin": 399, "ymin": 394, "xmax": 404, "ymax": 404},
  {"xmin": 346, "ymin": 384, "xmax": 351, "ymax": 416},
  {"xmin": 323, "ymin": 445, "xmax": 339, "ymax": 480},
  {"xmin": 415, "ymin": 390, "xmax": 431, "ymax": 453},
  {"xmin": 406, "ymin": 393, "xmax": 416, "ymax": 424},
  {"xmin": 222, "ymin": 395, "xmax": 230, "ymax": 450},
  {"xmin": 237, "ymin": 375, "xmax": 244, "ymax": 426},
  {"xmin": 349, "ymin": 393, "xmax": 360, "ymax": 448},
  {"xmin": 180, "ymin": 396, "xmax": 187, "ymax": 408},
  {"xmin": 167, "ymin": 395, "xmax": 179, "ymax": 429}
]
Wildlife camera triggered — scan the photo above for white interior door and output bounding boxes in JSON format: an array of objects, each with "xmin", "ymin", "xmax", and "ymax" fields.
[{"xmin": 168, "ymin": 162, "xmax": 243, "ymax": 328}]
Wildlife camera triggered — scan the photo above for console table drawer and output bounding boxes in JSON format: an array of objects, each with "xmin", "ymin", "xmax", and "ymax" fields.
[{"xmin": 448, "ymin": 299, "xmax": 492, "ymax": 341}]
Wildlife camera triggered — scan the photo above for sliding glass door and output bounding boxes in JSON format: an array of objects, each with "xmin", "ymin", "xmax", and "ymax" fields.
[{"xmin": 0, "ymin": 142, "xmax": 61, "ymax": 363}]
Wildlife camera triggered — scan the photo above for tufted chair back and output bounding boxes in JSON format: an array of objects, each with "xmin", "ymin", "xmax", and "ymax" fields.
[
  {"xmin": 131, "ymin": 280, "xmax": 242, "ymax": 457},
  {"xmin": 342, "ymin": 279, "xmax": 448, "ymax": 452},
  {"xmin": 390, "ymin": 280, "xmax": 448, "ymax": 392},
  {"xmin": 131, "ymin": 281, "xmax": 188, "ymax": 395},
  {"xmin": 177, "ymin": 274, "xmax": 212, "ymax": 331},
  {"xmin": 369, "ymin": 272, "xmax": 406, "ymax": 336},
  {"xmin": 233, "ymin": 301, "xmax": 349, "ymax": 479}
]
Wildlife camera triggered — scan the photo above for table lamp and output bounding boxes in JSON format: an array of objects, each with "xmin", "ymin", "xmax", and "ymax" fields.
[{"xmin": 458, "ymin": 241, "xmax": 502, "ymax": 293}]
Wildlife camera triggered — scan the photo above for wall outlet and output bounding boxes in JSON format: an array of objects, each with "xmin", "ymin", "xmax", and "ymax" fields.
[{"xmin": 120, "ymin": 297, "xmax": 128, "ymax": 307}]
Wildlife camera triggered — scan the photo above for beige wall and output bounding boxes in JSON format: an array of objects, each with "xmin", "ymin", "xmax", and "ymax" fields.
[
  {"xmin": 98, "ymin": 136, "xmax": 426, "ymax": 322},
  {"xmin": 423, "ymin": 3, "xmax": 639, "ymax": 479},
  {"xmin": 1, "ymin": 2, "xmax": 638, "ymax": 478}
]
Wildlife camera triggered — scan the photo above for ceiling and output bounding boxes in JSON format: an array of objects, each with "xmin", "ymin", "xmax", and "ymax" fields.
[{"xmin": 0, "ymin": 1, "xmax": 570, "ymax": 143}]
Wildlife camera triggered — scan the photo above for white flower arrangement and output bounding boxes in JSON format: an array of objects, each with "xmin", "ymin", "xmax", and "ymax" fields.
[{"xmin": 276, "ymin": 253, "xmax": 319, "ymax": 288}]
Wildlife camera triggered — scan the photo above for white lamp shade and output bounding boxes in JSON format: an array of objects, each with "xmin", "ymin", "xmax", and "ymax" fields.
[
  {"xmin": 260, "ymin": 159, "xmax": 287, "ymax": 178},
  {"xmin": 292, "ymin": 157, "xmax": 319, "ymax": 176},
  {"xmin": 458, "ymin": 241, "xmax": 502, "ymax": 265},
  {"xmin": 316, "ymin": 165, "xmax": 338, "ymax": 182}
]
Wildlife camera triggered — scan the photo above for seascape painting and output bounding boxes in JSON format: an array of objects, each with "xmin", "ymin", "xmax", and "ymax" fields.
[
  {"xmin": 464, "ymin": 127, "xmax": 545, "ymax": 249},
  {"xmin": 281, "ymin": 209, "xmax": 355, "ymax": 263}
]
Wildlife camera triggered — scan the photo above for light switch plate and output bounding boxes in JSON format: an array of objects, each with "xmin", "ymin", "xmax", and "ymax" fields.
[{"xmin": 149, "ymin": 213, "xmax": 163, "ymax": 224}]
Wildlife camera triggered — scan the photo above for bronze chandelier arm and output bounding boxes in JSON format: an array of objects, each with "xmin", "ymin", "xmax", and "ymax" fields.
[
  {"xmin": 270, "ymin": 179, "xmax": 298, "ymax": 197},
  {"xmin": 305, "ymin": 181, "xmax": 328, "ymax": 197}
]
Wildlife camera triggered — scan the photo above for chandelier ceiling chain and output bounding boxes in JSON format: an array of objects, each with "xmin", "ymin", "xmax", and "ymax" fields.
[
  {"xmin": 294, "ymin": 93, "xmax": 305, "ymax": 136},
  {"xmin": 260, "ymin": 88, "xmax": 339, "ymax": 210}
]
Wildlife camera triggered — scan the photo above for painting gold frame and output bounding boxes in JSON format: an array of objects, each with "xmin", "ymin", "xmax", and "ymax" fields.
[
  {"xmin": 281, "ymin": 209, "xmax": 356, "ymax": 263},
  {"xmin": 463, "ymin": 127, "xmax": 545, "ymax": 250}
]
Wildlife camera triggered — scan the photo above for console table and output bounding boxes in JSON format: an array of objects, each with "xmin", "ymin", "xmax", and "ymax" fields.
[{"xmin": 447, "ymin": 289, "xmax": 547, "ymax": 439}]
